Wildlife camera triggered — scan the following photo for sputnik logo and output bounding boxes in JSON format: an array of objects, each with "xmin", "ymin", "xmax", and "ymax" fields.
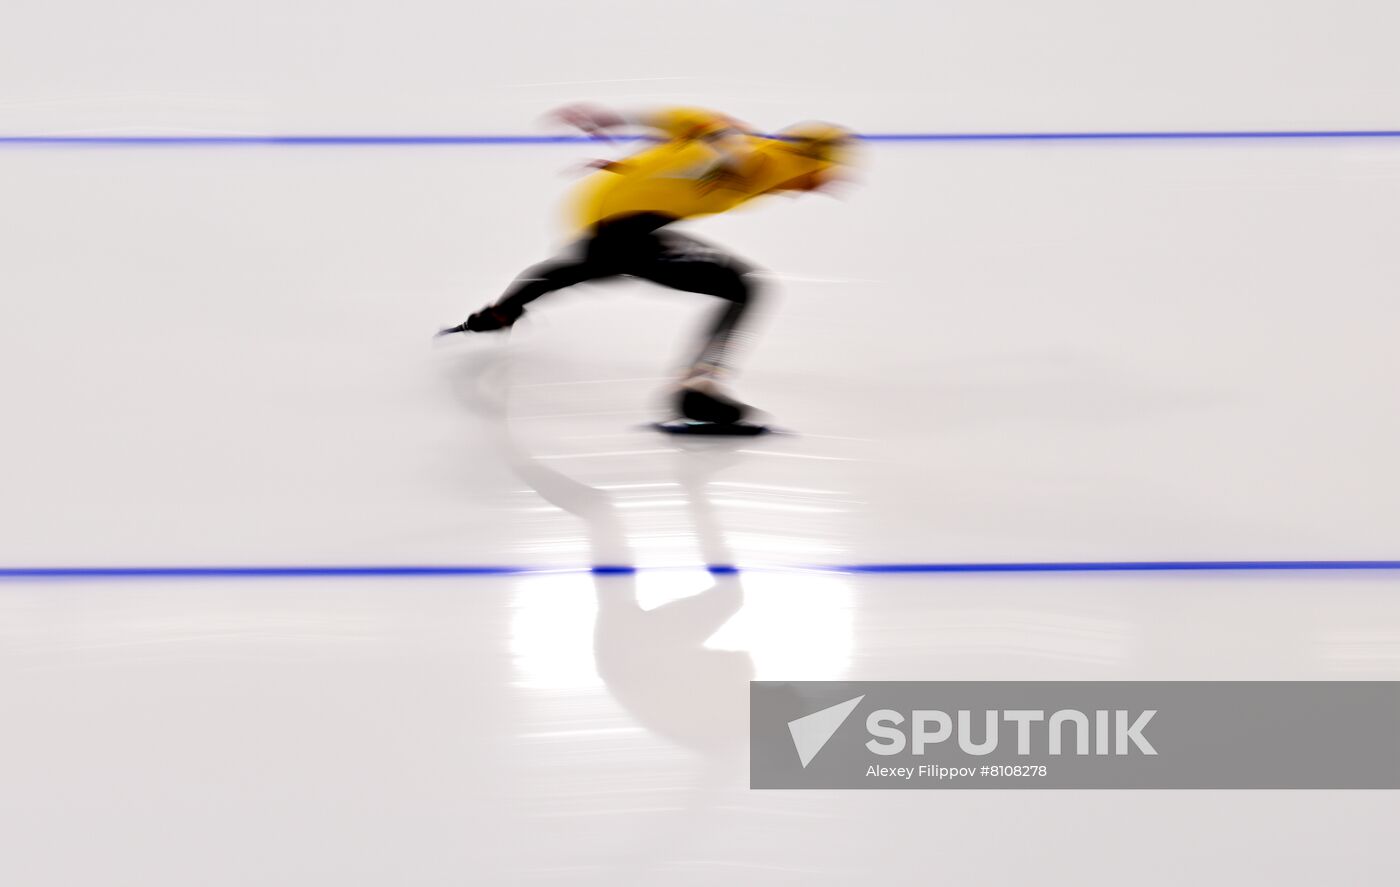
[{"xmin": 787, "ymin": 695, "xmax": 865, "ymax": 767}]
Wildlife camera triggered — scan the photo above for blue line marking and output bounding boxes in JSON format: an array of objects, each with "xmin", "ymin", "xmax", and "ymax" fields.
[
  {"xmin": 1, "ymin": 561, "xmax": 1398, "ymax": 581},
  {"xmin": 0, "ymin": 135, "xmax": 602, "ymax": 146},
  {"xmin": 0, "ymin": 566, "xmax": 529, "ymax": 578},
  {"xmin": 837, "ymin": 560, "xmax": 1400, "ymax": 573},
  {"xmin": 3, "ymin": 130, "xmax": 1400, "ymax": 147},
  {"xmin": 861, "ymin": 130, "xmax": 1400, "ymax": 142}
]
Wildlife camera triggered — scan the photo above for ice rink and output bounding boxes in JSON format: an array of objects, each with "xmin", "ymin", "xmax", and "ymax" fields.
[{"xmin": 5, "ymin": 1, "xmax": 1400, "ymax": 884}]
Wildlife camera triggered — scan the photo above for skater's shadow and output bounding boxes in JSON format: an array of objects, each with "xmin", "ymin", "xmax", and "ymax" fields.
[
  {"xmin": 449, "ymin": 347, "xmax": 753, "ymax": 760},
  {"xmin": 520, "ymin": 440, "xmax": 753, "ymax": 759}
]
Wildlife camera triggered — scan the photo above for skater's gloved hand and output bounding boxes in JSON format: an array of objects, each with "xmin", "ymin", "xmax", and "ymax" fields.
[
  {"xmin": 548, "ymin": 104, "xmax": 624, "ymax": 140},
  {"xmin": 564, "ymin": 158, "xmax": 628, "ymax": 177}
]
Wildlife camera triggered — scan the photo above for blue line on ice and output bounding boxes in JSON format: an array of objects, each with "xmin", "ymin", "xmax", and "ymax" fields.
[
  {"xmin": 4, "ymin": 130, "xmax": 1400, "ymax": 146},
  {"xmin": 1, "ymin": 561, "xmax": 1399, "ymax": 580}
]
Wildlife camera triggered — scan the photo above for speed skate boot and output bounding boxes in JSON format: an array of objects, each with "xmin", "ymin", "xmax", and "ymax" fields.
[
  {"xmin": 654, "ymin": 370, "xmax": 770, "ymax": 436},
  {"xmin": 437, "ymin": 302, "xmax": 525, "ymax": 336},
  {"xmin": 676, "ymin": 375, "xmax": 751, "ymax": 426}
]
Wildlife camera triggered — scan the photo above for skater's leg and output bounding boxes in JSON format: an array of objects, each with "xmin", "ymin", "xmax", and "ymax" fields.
[
  {"xmin": 636, "ymin": 232, "xmax": 762, "ymax": 376},
  {"xmin": 692, "ymin": 283, "xmax": 758, "ymax": 375},
  {"xmin": 633, "ymin": 234, "xmax": 763, "ymax": 423},
  {"xmin": 441, "ymin": 215, "xmax": 674, "ymax": 335},
  {"xmin": 495, "ymin": 215, "xmax": 677, "ymax": 315},
  {"xmin": 441, "ymin": 244, "xmax": 628, "ymax": 335},
  {"xmin": 677, "ymin": 280, "xmax": 761, "ymax": 425},
  {"xmin": 495, "ymin": 256, "xmax": 610, "ymax": 314}
]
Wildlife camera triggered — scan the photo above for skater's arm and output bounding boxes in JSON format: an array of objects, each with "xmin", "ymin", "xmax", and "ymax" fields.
[
  {"xmin": 552, "ymin": 104, "xmax": 758, "ymax": 183},
  {"xmin": 549, "ymin": 104, "xmax": 747, "ymax": 142},
  {"xmin": 548, "ymin": 103, "xmax": 631, "ymax": 138}
]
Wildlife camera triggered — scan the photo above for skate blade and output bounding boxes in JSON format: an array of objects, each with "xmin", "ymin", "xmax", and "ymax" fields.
[{"xmin": 652, "ymin": 419, "xmax": 772, "ymax": 437}]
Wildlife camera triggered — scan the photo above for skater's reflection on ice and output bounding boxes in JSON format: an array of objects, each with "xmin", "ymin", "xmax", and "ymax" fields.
[
  {"xmin": 450, "ymin": 348, "xmax": 855, "ymax": 741},
  {"xmin": 448, "ymin": 348, "xmax": 857, "ymax": 874},
  {"xmin": 502, "ymin": 405, "xmax": 755, "ymax": 759}
]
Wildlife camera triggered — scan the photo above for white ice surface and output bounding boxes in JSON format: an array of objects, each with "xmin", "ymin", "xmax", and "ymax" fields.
[
  {"xmin": 2, "ymin": 142, "xmax": 1398, "ymax": 566},
  {"xmin": 4, "ymin": 574, "xmax": 1400, "ymax": 886}
]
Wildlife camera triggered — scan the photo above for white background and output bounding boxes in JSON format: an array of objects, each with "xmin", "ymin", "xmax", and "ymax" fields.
[
  {"xmin": 3, "ymin": 2, "xmax": 1400, "ymax": 885},
  {"xmin": 2, "ymin": 0, "xmax": 1399, "ymax": 133}
]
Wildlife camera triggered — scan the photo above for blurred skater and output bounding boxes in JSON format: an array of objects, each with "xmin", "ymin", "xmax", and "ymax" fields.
[{"xmin": 439, "ymin": 104, "xmax": 851, "ymax": 428}]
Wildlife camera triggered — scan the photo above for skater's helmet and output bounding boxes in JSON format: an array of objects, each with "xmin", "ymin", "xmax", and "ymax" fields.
[{"xmin": 775, "ymin": 121, "xmax": 854, "ymax": 165}]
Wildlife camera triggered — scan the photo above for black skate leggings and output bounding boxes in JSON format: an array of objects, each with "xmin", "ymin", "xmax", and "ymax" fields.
[{"xmin": 495, "ymin": 213, "xmax": 760, "ymax": 372}]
